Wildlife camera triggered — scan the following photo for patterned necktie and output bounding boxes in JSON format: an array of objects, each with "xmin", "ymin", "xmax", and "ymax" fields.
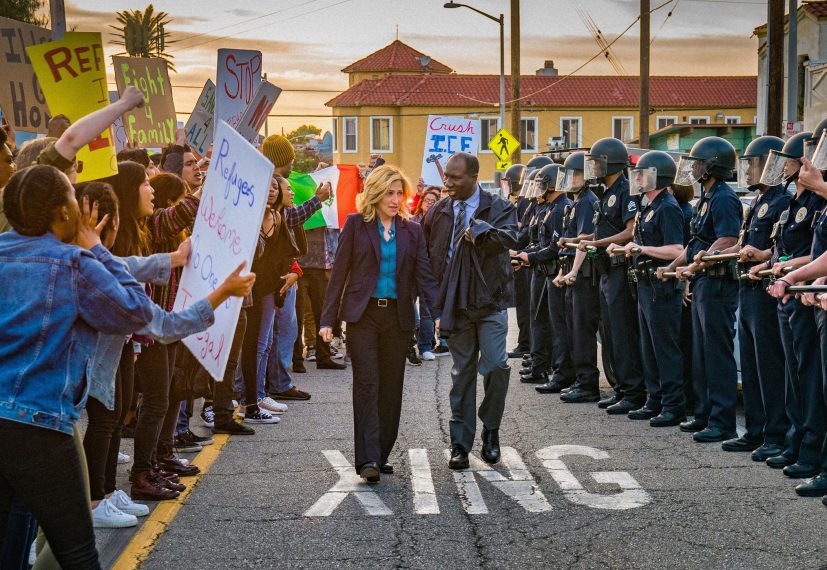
[{"xmin": 453, "ymin": 201, "xmax": 467, "ymax": 247}]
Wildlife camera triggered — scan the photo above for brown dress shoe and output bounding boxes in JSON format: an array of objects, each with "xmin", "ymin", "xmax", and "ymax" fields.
[
  {"xmin": 152, "ymin": 469, "xmax": 186, "ymax": 492},
  {"xmin": 157, "ymin": 454, "xmax": 200, "ymax": 477},
  {"xmin": 131, "ymin": 470, "xmax": 179, "ymax": 501}
]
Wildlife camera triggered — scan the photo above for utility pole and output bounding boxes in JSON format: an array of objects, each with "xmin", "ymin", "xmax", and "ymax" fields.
[
  {"xmin": 510, "ymin": 0, "xmax": 521, "ymax": 163},
  {"xmin": 786, "ymin": 0, "xmax": 798, "ymax": 124},
  {"xmin": 639, "ymin": 0, "xmax": 650, "ymax": 148},
  {"xmin": 767, "ymin": 0, "xmax": 785, "ymax": 137},
  {"xmin": 49, "ymin": 0, "xmax": 66, "ymax": 39}
]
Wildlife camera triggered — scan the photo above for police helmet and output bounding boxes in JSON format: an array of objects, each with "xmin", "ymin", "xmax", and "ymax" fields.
[
  {"xmin": 502, "ymin": 163, "xmax": 526, "ymax": 196},
  {"xmin": 674, "ymin": 136, "xmax": 736, "ymax": 185},
  {"xmin": 629, "ymin": 151, "xmax": 676, "ymax": 195},
  {"xmin": 585, "ymin": 137, "xmax": 629, "ymax": 180},
  {"xmin": 760, "ymin": 132, "xmax": 813, "ymax": 186},
  {"xmin": 557, "ymin": 151, "xmax": 586, "ymax": 193},
  {"xmin": 526, "ymin": 155, "xmax": 554, "ymax": 170},
  {"xmin": 520, "ymin": 168, "xmax": 541, "ymax": 199},
  {"xmin": 737, "ymin": 136, "xmax": 784, "ymax": 188},
  {"xmin": 536, "ymin": 163, "xmax": 561, "ymax": 194},
  {"xmin": 808, "ymin": 119, "xmax": 827, "ymax": 169}
]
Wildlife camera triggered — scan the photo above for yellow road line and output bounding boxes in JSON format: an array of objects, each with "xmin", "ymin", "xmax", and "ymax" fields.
[{"xmin": 111, "ymin": 434, "xmax": 230, "ymax": 570}]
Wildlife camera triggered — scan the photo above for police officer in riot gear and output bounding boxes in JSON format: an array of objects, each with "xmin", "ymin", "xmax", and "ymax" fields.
[
  {"xmin": 577, "ymin": 137, "xmax": 645, "ymax": 413},
  {"xmin": 514, "ymin": 163, "xmax": 576, "ymax": 391},
  {"xmin": 660, "ymin": 136, "xmax": 743, "ymax": 442},
  {"xmin": 513, "ymin": 168, "xmax": 542, "ymax": 370},
  {"xmin": 610, "ymin": 151, "xmax": 686, "ymax": 426},
  {"xmin": 714, "ymin": 136, "xmax": 791, "ymax": 456},
  {"xmin": 750, "ymin": 131, "xmax": 826, "ymax": 478},
  {"xmin": 504, "ymin": 163, "xmax": 532, "ymax": 358},
  {"xmin": 552, "ymin": 152, "xmax": 601, "ymax": 401}
]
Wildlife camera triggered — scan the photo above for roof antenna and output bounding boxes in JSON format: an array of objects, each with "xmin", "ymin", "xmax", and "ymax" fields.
[{"xmin": 396, "ymin": 24, "xmax": 399, "ymax": 40}]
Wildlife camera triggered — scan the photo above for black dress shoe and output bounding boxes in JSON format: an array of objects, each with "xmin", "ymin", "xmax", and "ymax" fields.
[
  {"xmin": 751, "ymin": 444, "xmax": 784, "ymax": 462},
  {"xmin": 448, "ymin": 445, "xmax": 469, "ymax": 470},
  {"xmin": 795, "ymin": 472, "xmax": 827, "ymax": 497},
  {"xmin": 679, "ymin": 418, "xmax": 707, "ymax": 433},
  {"xmin": 519, "ymin": 367, "xmax": 533, "ymax": 376},
  {"xmin": 481, "ymin": 428, "xmax": 500, "ymax": 464},
  {"xmin": 628, "ymin": 406, "xmax": 660, "ymax": 420},
  {"xmin": 536, "ymin": 378, "xmax": 574, "ymax": 394},
  {"xmin": 380, "ymin": 464, "xmax": 394, "ymax": 475},
  {"xmin": 650, "ymin": 411, "xmax": 686, "ymax": 427},
  {"xmin": 359, "ymin": 462, "xmax": 380, "ymax": 483},
  {"xmin": 783, "ymin": 462, "xmax": 820, "ymax": 479},
  {"xmin": 520, "ymin": 373, "xmax": 548, "ymax": 384},
  {"xmin": 508, "ymin": 349, "xmax": 528, "ymax": 358},
  {"xmin": 317, "ymin": 359, "xmax": 347, "ymax": 370},
  {"xmin": 606, "ymin": 399, "xmax": 643, "ymax": 415},
  {"xmin": 693, "ymin": 427, "xmax": 737, "ymax": 443},
  {"xmin": 721, "ymin": 436, "xmax": 762, "ymax": 452},
  {"xmin": 560, "ymin": 387, "xmax": 600, "ymax": 403},
  {"xmin": 766, "ymin": 454, "xmax": 796, "ymax": 469},
  {"xmin": 598, "ymin": 394, "xmax": 622, "ymax": 409}
]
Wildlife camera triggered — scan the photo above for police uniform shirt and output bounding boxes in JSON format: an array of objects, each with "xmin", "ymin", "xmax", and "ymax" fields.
[
  {"xmin": 686, "ymin": 179, "xmax": 743, "ymax": 262},
  {"xmin": 595, "ymin": 175, "xmax": 639, "ymax": 240},
  {"xmin": 811, "ymin": 206, "xmax": 827, "ymax": 259},
  {"xmin": 515, "ymin": 201, "xmax": 537, "ymax": 248},
  {"xmin": 526, "ymin": 202, "xmax": 551, "ymax": 252},
  {"xmin": 741, "ymin": 184, "xmax": 790, "ymax": 250},
  {"xmin": 528, "ymin": 194, "xmax": 574, "ymax": 265},
  {"xmin": 679, "ymin": 201, "xmax": 693, "ymax": 246},
  {"xmin": 774, "ymin": 189, "xmax": 826, "ymax": 261},
  {"xmin": 561, "ymin": 189, "xmax": 599, "ymax": 256},
  {"xmin": 638, "ymin": 191, "xmax": 685, "ymax": 249}
]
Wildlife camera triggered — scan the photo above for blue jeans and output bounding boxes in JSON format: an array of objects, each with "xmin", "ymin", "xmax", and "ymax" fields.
[
  {"xmin": 267, "ymin": 286, "xmax": 298, "ymax": 394},
  {"xmin": 255, "ymin": 294, "xmax": 277, "ymax": 401},
  {"xmin": 416, "ymin": 298, "xmax": 435, "ymax": 354}
]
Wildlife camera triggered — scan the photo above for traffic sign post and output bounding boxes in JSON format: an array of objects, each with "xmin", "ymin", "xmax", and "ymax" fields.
[{"xmin": 488, "ymin": 128, "xmax": 520, "ymax": 161}]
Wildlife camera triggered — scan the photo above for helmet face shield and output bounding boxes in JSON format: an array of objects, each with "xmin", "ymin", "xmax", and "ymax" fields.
[
  {"xmin": 628, "ymin": 167, "xmax": 658, "ymax": 196},
  {"xmin": 557, "ymin": 168, "xmax": 584, "ymax": 193},
  {"xmin": 499, "ymin": 178, "xmax": 511, "ymax": 198},
  {"xmin": 737, "ymin": 156, "xmax": 765, "ymax": 188},
  {"xmin": 811, "ymin": 131, "xmax": 827, "ymax": 171},
  {"xmin": 520, "ymin": 178, "xmax": 536, "ymax": 199},
  {"xmin": 760, "ymin": 150, "xmax": 799, "ymax": 186},
  {"xmin": 584, "ymin": 155, "xmax": 607, "ymax": 181},
  {"xmin": 674, "ymin": 156, "xmax": 702, "ymax": 186}
]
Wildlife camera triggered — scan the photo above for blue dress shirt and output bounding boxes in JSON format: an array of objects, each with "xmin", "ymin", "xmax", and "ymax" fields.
[
  {"xmin": 448, "ymin": 185, "xmax": 482, "ymax": 258},
  {"xmin": 372, "ymin": 218, "xmax": 397, "ymax": 299}
]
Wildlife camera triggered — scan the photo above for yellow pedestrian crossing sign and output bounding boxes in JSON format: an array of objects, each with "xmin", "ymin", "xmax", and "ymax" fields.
[
  {"xmin": 496, "ymin": 160, "xmax": 512, "ymax": 171},
  {"xmin": 488, "ymin": 128, "xmax": 520, "ymax": 161}
]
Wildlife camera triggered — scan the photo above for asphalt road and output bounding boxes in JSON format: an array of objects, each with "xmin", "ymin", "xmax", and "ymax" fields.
[{"xmin": 127, "ymin": 311, "xmax": 826, "ymax": 570}]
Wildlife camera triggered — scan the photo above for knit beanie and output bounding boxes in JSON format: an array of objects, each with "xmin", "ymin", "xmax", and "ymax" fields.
[{"xmin": 261, "ymin": 135, "xmax": 296, "ymax": 167}]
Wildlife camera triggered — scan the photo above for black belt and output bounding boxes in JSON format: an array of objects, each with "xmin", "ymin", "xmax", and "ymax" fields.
[{"xmin": 370, "ymin": 298, "xmax": 397, "ymax": 308}]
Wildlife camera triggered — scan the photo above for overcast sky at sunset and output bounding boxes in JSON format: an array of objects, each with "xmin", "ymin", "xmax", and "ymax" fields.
[{"xmin": 61, "ymin": 0, "xmax": 769, "ymax": 134}]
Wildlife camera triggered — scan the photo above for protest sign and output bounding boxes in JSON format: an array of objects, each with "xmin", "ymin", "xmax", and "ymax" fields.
[
  {"xmin": 185, "ymin": 79, "xmax": 215, "ymax": 157},
  {"xmin": 0, "ymin": 17, "xmax": 52, "ymax": 133},
  {"xmin": 112, "ymin": 56, "xmax": 176, "ymax": 148},
  {"xmin": 109, "ymin": 91, "xmax": 128, "ymax": 152},
  {"xmin": 236, "ymin": 80, "xmax": 281, "ymax": 143},
  {"xmin": 420, "ymin": 115, "xmax": 480, "ymax": 187},
  {"xmin": 215, "ymin": 49, "xmax": 262, "ymax": 132},
  {"xmin": 26, "ymin": 32, "xmax": 116, "ymax": 181},
  {"xmin": 174, "ymin": 120, "xmax": 273, "ymax": 381}
]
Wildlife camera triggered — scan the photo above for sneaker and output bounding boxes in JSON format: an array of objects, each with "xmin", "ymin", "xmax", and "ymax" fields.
[
  {"xmin": 117, "ymin": 451, "xmax": 131, "ymax": 464},
  {"xmin": 213, "ymin": 419, "xmax": 256, "ymax": 435},
  {"xmin": 242, "ymin": 407, "xmax": 280, "ymax": 424},
  {"xmin": 331, "ymin": 350, "xmax": 344, "ymax": 360},
  {"xmin": 259, "ymin": 397, "xmax": 288, "ymax": 414},
  {"xmin": 420, "ymin": 351, "xmax": 436, "ymax": 361},
  {"xmin": 186, "ymin": 430, "xmax": 214, "ymax": 446},
  {"xmin": 200, "ymin": 405, "xmax": 215, "ymax": 427},
  {"xmin": 109, "ymin": 489, "xmax": 150, "ymax": 517},
  {"xmin": 407, "ymin": 348, "xmax": 422, "ymax": 366},
  {"xmin": 173, "ymin": 432, "xmax": 203, "ymax": 453},
  {"xmin": 232, "ymin": 399, "xmax": 239, "ymax": 408},
  {"xmin": 91, "ymin": 498, "xmax": 138, "ymax": 528},
  {"xmin": 306, "ymin": 348, "xmax": 316, "ymax": 362},
  {"xmin": 233, "ymin": 404, "xmax": 245, "ymax": 419},
  {"xmin": 271, "ymin": 387, "xmax": 311, "ymax": 401},
  {"xmin": 331, "ymin": 336, "xmax": 345, "ymax": 352}
]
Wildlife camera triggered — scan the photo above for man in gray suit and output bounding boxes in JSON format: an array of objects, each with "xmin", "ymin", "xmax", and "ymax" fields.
[{"xmin": 422, "ymin": 153, "xmax": 519, "ymax": 468}]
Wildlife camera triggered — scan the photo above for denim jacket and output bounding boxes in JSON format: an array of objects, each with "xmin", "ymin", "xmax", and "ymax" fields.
[
  {"xmin": 88, "ymin": 254, "xmax": 216, "ymax": 410},
  {"xmin": 0, "ymin": 231, "xmax": 154, "ymax": 435}
]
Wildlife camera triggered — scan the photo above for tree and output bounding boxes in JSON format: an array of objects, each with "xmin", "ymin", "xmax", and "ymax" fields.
[
  {"xmin": 111, "ymin": 4, "xmax": 175, "ymax": 71},
  {"xmin": 0, "ymin": 0, "xmax": 48, "ymax": 26},
  {"xmin": 286, "ymin": 124, "xmax": 321, "ymax": 142}
]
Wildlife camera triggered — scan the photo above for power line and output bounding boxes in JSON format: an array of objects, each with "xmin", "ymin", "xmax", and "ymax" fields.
[{"xmin": 651, "ymin": 0, "xmax": 680, "ymax": 46}]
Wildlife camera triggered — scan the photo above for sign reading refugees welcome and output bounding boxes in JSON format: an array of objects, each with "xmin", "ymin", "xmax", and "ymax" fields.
[
  {"xmin": 112, "ymin": 56, "xmax": 176, "ymax": 148},
  {"xmin": 174, "ymin": 120, "xmax": 273, "ymax": 381}
]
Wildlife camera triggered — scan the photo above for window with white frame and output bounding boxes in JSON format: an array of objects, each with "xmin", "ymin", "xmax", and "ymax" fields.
[
  {"xmin": 560, "ymin": 117, "xmax": 581, "ymax": 148},
  {"xmin": 343, "ymin": 117, "xmax": 358, "ymax": 153},
  {"xmin": 657, "ymin": 116, "xmax": 677, "ymax": 130},
  {"xmin": 479, "ymin": 117, "xmax": 500, "ymax": 152},
  {"xmin": 612, "ymin": 116, "xmax": 634, "ymax": 141},
  {"xmin": 689, "ymin": 116, "xmax": 710, "ymax": 125},
  {"xmin": 370, "ymin": 116, "xmax": 392, "ymax": 153},
  {"xmin": 725, "ymin": 116, "xmax": 741, "ymax": 125},
  {"xmin": 520, "ymin": 117, "xmax": 538, "ymax": 152},
  {"xmin": 332, "ymin": 118, "xmax": 338, "ymax": 152}
]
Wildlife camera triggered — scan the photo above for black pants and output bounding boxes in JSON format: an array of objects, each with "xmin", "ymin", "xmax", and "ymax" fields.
[
  {"xmin": 815, "ymin": 311, "xmax": 827, "ymax": 472},
  {"xmin": 513, "ymin": 268, "xmax": 531, "ymax": 352},
  {"xmin": 241, "ymin": 296, "xmax": 266, "ymax": 410},
  {"xmin": 637, "ymin": 280, "xmax": 685, "ymax": 413},
  {"xmin": 546, "ymin": 276, "xmax": 574, "ymax": 379},
  {"xmin": 680, "ymin": 302, "xmax": 695, "ymax": 414},
  {"xmin": 83, "ymin": 343, "xmax": 134, "ymax": 500},
  {"xmin": 348, "ymin": 302, "xmax": 410, "ymax": 471},
  {"xmin": 565, "ymin": 275, "xmax": 600, "ymax": 391},
  {"xmin": 134, "ymin": 342, "xmax": 179, "ymax": 472},
  {"xmin": 0, "ymin": 420, "xmax": 101, "ymax": 569},
  {"xmin": 293, "ymin": 268, "xmax": 332, "ymax": 363},
  {"xmin": 739, "ymin": 285, "xmax": 788, "ymax": 445},
  {"xmin": 528, "ymin": 271, "xmax": 551, "ymax": 375},
  {"xmin": 599, "ymin": 266, "xmax": 645, "ymax": 402},
  {"xmin": 214, "ymin": 308, "xmax": 247, "ymax": 424}
]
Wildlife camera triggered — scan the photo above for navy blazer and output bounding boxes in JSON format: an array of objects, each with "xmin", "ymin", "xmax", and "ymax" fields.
[{"xmin": 320, "ymin": 213, "xmax": 440, "ymax": 331}]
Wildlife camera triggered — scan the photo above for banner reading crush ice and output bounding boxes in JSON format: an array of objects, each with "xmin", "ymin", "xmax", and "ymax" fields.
[
  {"xmin": 174, "ymin": 121, "xmax": 274, "ymax": 381},
  {"xmin": 420, "ymin": 115, "xmax": 480, "ymax": 187}
]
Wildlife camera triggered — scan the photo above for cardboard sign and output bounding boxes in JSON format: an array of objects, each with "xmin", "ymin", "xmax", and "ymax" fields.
[
  {"xmin": 215, "ymin": 49, "xmax": 262, "ymax": 132},
  {"xmin": 26, "ymin": 32, "xmax": 116, "ymax": 181},
  {"xmin": 112, "ymin": 56, "xmax": 176, "ymax": 148},
  {"xmin": 420, "ymin": 115, "xmax": 480, "ymax": 187},
  {"xmin": 235, "ymin": 80, "xmax": 281, "ymax": 143},
  {"xmin": 174, "ymin": 121, "xmax": 273, "ymax": 381},
  {"xmin": 0, "ymin": 17, "xmax": 52, "ymax": 133},
  {"xmin": 109, "ymin": 91, "xmax": 127, "ymax": 152},
  {"xmin": 184, "ymin": 79, "xmax": 215, "ymax": 157}
]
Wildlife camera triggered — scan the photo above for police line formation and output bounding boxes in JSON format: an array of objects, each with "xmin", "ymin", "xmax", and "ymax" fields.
[{"xmin": 506, "ymin": 120, "xmax": 827, "ymax": 509}]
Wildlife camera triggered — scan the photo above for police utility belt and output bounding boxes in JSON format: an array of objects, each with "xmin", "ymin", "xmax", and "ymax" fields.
[
  {"xmin": 535, "ymin": 259, "xmax": 561, "ymax": 277},
  {"xmin": 559, "ymin": 256, "xmax": 598, "ymax": 285},
  {"xmin": 627, "ymin": 257, "xmax": 669, "ymax": 285}
]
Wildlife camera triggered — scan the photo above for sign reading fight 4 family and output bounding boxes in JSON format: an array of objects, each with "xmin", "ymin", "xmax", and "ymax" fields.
[
  {"xmin": 184, "ymin": 79, "xmax": 216, "ymax": 157},
  {"xmin": 0, "ymin": 17, "xmax": 52, "ymax": 133},
  {"xmin": 174, "ymin": 120, "xmax": 274, "ymax": 381},
  {"xmin": 215, "ymin": 49, "xmax": 262, "ymax": 132},
  {"xmin": 420, "ymin": 115, "xmax": 480, "ymax": 187},
  {"xmin": 112, "ymin": 56, "xmax": 176, "ymax": 148},
  {"xmin": 26, "ymin": 32, "xmax": 116, "ymax": 181}
]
